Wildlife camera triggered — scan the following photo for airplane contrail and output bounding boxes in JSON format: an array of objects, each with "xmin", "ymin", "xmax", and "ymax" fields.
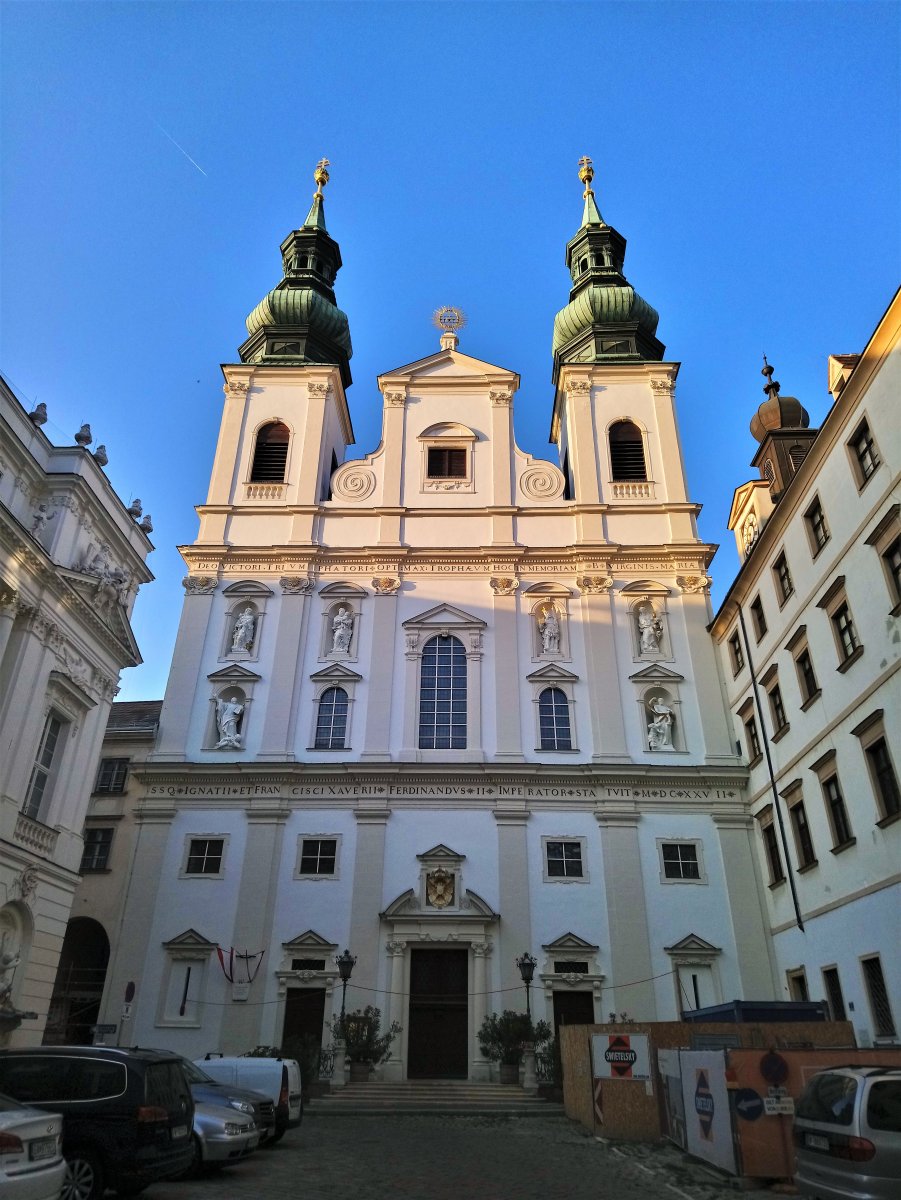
[{"xmin": 154, "ymin": 121, "xmax": 208, "ymax": 177}]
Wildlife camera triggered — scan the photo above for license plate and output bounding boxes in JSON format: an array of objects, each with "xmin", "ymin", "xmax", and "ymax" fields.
[
  {"xmin": 171, "ymin": 1125, "xmax": 188, "ymax": 1140},
  {"xmin": 806, "ymin": 1133, "xmax": 829, "ymax": 1151},
  {"xmin": 29, "ymin": 1137, "xmax": 57, "ymax": 1161}
]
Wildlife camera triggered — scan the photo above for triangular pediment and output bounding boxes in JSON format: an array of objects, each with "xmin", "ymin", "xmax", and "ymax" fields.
[
  {"xmin": 664, "ymin": 933, "xmax": 721, "ymax": 956},
  {"xmin": 379, "ymin": 347, "xmax": 519, "ymax": 383},
  {"xmin": 282, "ymin": 929, "xmax": 338, "ymax": 952},
  {"xmin": 403, "ymin": 602, "xmax": 486, "ymax": 630},
  {"xmin": 207, "ymin": 663, "xmax": 262, "ymax": 683},
  {"xmin": 163, "ymin": 927, "xmax": 216, "ymax": 951},
  {"xmin": 417, "ymin": 843, "xmax": 466, "ymax": 863},
  {"xmin": 543, "ymin": 932, "xmax": 599, "ymax": 952},
  {"xmin": 728, "ymin": 479, "xmax": 769, "ymax": 530},
  {"xmin": 61, "ymin": 570, "xmax": 141, "ymax": 661},
  {"xmin": 381, "ymin": 887, "xmax": 498, "ymax": 921},
  {"xmin": 526, "ymin": 663, "xmax": 580, "ymax": 684},
  {"xmin": 629, "ymin": 664, "xmax": 684, "ymax": 683},
  {"xmin": 310, "ymin": 662, "xmax": 363, "ymax": 683}
]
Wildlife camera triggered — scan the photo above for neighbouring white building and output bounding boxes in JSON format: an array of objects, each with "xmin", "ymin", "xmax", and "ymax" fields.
[
  {"xmin": 0, "ymin": 379, "xmax": 153, "ymax": 1046},
  {"xmin": 84, "ymin": 160, "xmax": 781, "ymax": 1078},
  {"xmin": 711, "ymin": 289, "xmax": 900, "ymax": 1047}
]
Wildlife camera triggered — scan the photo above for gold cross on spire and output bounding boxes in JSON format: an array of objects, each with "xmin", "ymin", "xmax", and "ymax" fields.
[
  {"xmin": 313, "ymin": 158, "xmax": 330, "ymax": 197},
  {"xmin": 578, "ymin": 155, "xmax": 595, "ymax": 197}
]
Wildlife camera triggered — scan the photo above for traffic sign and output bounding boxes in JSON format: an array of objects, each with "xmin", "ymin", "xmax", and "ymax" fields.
[{"xmin": 734, "ymin": 1088, "xmax": 764, "ymax": 1121}]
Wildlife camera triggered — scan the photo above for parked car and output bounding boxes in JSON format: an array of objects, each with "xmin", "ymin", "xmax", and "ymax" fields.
[
  {"xmin": 794, "ymin": 1064, "xmax": 901, "ymax": 1200},
  {"xmin": 0, "ymin": 1090, "xmax": 65, "ymax": 1200},
  {"xmin": 178, "ymin": 1057, "xmax": 276, "ymax": 1142},
  {"xmin": 177, "ymin": 1102, "xmax": 259, "ymax": 1178},
  {"xmin": 195, "ymin": 1054, "xmax": 302, "ymax": 1140},
  {"xmin": 0, "ymin": 1046, "xmax": 194, "ymax": 1200}
]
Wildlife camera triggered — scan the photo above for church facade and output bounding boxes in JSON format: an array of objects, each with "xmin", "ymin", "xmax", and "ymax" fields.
[{"xmin": 93, "ymin": 161, "xmax": 777, "ymax": 1078}]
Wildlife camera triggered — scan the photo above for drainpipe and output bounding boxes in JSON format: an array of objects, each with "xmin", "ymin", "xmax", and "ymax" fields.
[{"xmin": 736, "ymin": 605, "xmax": 805, "ymax": 933}]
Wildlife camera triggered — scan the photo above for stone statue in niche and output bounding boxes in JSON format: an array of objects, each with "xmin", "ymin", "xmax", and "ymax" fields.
[
  {"xmin": 647, "ymin": 699, "xmax": 675, "ymax": 750},
  {"xmin": 215, "ymin": 697, "xmax": 244, "ymax": 749},
  {"xmin": 231, "ymin": 608, "xmax": 256, "ymax": 652},
  {"xmin": 30, "ymin": 503, "xmax": 56, "ymax": 537},
  {"xmin": 637, "ymin": 604, "xmax": 663, "ymax": 653},
  {"xmin": 539, "ymin": 606, "xmax": 561, "ymax": 654},
  {"xmin": 331, "ymin": 606, "xmax": 354, "ymax": 653}
]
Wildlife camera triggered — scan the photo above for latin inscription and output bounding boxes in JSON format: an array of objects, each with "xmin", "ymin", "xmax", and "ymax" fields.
[{"xmin": 146, "ymin": 783, "xmax": 738, "ymax": 801}]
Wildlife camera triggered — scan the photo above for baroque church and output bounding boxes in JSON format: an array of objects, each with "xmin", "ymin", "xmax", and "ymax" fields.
[{"xmin": 89, "ymin": 160, "xmax": 777, "ymax": 1079}]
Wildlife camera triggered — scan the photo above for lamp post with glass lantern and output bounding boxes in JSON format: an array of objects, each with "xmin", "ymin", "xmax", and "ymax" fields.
[
  {"xmin": 516, "ymin": 952, "xmax": 537, "ymax": 1020},
  {"xmin": 335, "ymin": 949, "xmax": 356, "ymax": 1025},
  {"xmin": 516, "ymin": 952, "xmax": 539, "ymax": 1093}
]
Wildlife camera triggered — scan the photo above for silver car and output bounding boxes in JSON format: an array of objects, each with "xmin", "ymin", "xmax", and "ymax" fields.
[
  {"xmin": 0, "ymin": 1090, "xmax": 65, "ymax": 1200},
  {"xmin": 179, "ymin": 1101, "xmax": 260, "ymax": 1178},
  {"xmin": 794, "ymin": 1065, "xmax": 901, "ymax": 1199}
]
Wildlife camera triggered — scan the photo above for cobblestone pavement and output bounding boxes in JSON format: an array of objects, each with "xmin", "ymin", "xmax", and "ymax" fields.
[{"xmin": 145, "ymin": 1114, "xmax": 780, "ymax": 1200}]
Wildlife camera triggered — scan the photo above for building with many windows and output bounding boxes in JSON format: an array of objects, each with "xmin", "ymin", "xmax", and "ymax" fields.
[
  {"xmin": 711, "ymin": 289, "xmax": 900, "ymax": 1046},
  {"xmin": 0, "ymin": 380, "xmax": 153, "ymax": 1045},
  {"xmin": 74, "ymin": 161, "xmax": 781, "ymax": 1076}
]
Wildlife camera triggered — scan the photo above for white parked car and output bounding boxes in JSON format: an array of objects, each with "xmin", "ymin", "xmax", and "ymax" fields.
[
  {"xmin": 179, "ymin": 1102, "xmax": 259, "ymax": 1178},
  {"xmin": 195, "ymin": 1055, "xmax": 302, "ymax": 1140},
  {"xmin": 0, "ymin": 1091, "xmax": 65, "ymax": 1200}
]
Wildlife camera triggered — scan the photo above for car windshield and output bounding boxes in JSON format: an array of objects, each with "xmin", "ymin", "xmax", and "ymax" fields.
[
  {"xmin": 179, "ymin": 1059, "xmax": 216, "ymax": 1085},
  {"xmin": 867, "ymin": 1080, "xmax": 901, "ymax": 1132},
  {"xmin": 797, "ymin": 1073, "xmax": 858, "ymax": 1126}
]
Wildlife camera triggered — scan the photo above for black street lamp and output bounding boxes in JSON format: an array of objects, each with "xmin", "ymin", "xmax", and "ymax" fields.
[
  {"xmin": 516, "ymin": 952, "xmax": 537, "ymax": 1021},
  {"xmin": 335, "ymin": 949, "xmax": 356, "ymax": 1025}
]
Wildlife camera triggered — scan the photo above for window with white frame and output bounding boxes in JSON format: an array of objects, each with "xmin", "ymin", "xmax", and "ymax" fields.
[
  {"xmin": 657, "ymin": 840, "xmax": 705, "ymax": 883},
  {"xmin": 542, "ymin": 837, "xmax": 587, "ymax": 882},
  {"xmin": 810, "ymin": 753, "xmax": 854, "ymax": 851},
  {"xmin": 296, "ymin": 836, "xmax": 340, "ymax": 879},
  {"xmin": 314, "ymin": 687, "xmax": 349, "ymax": 749},
  {"xmin": 94, "ymin": 757, "xmax": 129, "ymax": 795},
  {"xmin": 418, "ymin": 423, "xmax": 476, "ymax": 492},
  {"xmin": 182, "ymin": 836, "xmax": 227, "ymax": 878},
  {"xmin": 773, "ymin": 552, "xmax": 794, "ymax": 604},
  {"xmin": 80, "ymin": 827, "xmax": 114, "ymax": 872},
  {"xmin": 804, "ymin": 496, "xmax": 830, "ymax": 557},
  {"xmin": 850, "ymin": 709, "xmax": 900, "ymax": 824},
  {"xmin": 419, "ymin": 634, "xmax": 467, "ymax": 749},
  {"xmin": 23, "ymin": 711, "xmax": 67, "ymax": 821},
  {"xmin": 847, "ymin": 417, "xmax": 880, "ymax": 488},
  {"xmin": 864, "ymin": 504, "xmax": 901, "ymax": 613},
  {"xmin": 538, "ymin": 687, "xmax": 572, "ymax": 750},
  {"xmin": 817, "ymin": 577, "xmax": 863, "ymax": 671}
]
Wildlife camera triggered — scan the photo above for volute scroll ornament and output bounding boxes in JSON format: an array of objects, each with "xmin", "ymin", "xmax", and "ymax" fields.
[
  {"xmin": 577, "ymin": 575, "xmax": 613, "ymax": 595},
  {"xmin": 383, "ymin": 391, "xmax": 406, "ymax": 408},
  {"xmin": 372, "ymin": 576, "xmax": 401, "ymax": 595},
  {"xmin": 331, "ymin": 465, "xmax": 376, "ymax": 502},
  {"xmin": 489, "ymin": 390, "xmax": 513, "ymax": 407},
  {"xmin": 280, "ymin": 576, "xmax": 314, "ymax": 595},
  {"xmin": 565, "ymin": 378, "xmax": 591, "ymax": 396},
  {"xmin": 677, "ymin": 575, "xmax": 712, "ymax": 594},
  {"xmin": 182, "ymin": 576, "xmax": 217, "ymax": 596},
  {"xmin": 307, "ymin": 382, "xmax": 331, "ymax": 399},
  {"xmin": 520, "ymin": 465, "xmax": 566, "ymax": 501},
  {"xmin": 489, "ymin": 576, "xmax": 519, "ymax": 597}
]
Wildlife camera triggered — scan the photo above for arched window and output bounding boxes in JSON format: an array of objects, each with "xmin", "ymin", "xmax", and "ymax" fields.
[
  {"xmin": 609, "ymin": 420, "xmax": 647, "ymax": 481},
  {"xmin": 314, "ymin": 687, "xmax": 349, "ymax": 750},
  {"xmin": 250, "ymin": 422, "xmax": 290, "ymax": 482},
  {"xmin": 538, "ymin": 687, "xmax": 572, "ymax": 750},
  {"xmin": 419, "ymin": 635, "xmax": 466, "ymax": 749}
]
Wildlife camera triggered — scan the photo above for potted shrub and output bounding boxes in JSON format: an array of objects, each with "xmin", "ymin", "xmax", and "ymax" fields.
[
  {"xmin": 477, "ymin": 1011, "xmax": 552, "ymax": 1084},
  {"xmin": 330, "ymin": 1005, "xmax": 401, "ymax": 1082}
]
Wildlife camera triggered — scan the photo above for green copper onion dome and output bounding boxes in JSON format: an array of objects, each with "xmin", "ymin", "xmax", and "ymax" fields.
[
  {"xmin": 238, "ymin": 159, "xmax": 353, "ymax": 386},
  {"xmin": 551, "ymin": 157, "xmax": 664, "ymax": 382}
]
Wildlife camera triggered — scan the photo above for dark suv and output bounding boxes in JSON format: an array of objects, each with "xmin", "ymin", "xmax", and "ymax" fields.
[{"xmin": 0, "ymin": 1045, "xmax": 194, "ymax": 1199}]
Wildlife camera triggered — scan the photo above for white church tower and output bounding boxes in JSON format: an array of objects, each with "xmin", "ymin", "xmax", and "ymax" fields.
[{"xmin": 105, "ymin": 160, "xmax": 776, "ymax": 1078}]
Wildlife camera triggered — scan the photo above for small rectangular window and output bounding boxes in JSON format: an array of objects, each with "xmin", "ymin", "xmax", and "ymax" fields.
[
  {"xmin": 426, "ymin": 447, "xmax": 467, "ymax": 478},
  {"xmin": 861, "ymin": 955, "xmax": 896, "ymax": 1038},
  {"xmin": 291, "ymin": 958, "xmax": 327, "ymax": 971},
  {"xmin": 773, "ymin": 553, "xmax": 794, "ymax": 603},
  {"xmin": 831, "ymin": 602, "xmax": 860, "ymax": 663},
  {"xmin": 795, "ymin": 647, "xmax": 820, "ymax": 704},
  {"xmin": 804, "ymin": 498, "xmax": 830, "ymax": 556},
  {"xmin": 744, "ymin": 715, "xmax": 761, "ymax": 762},
  {"xmin": 185, "ymin": 838, "xmax": 225, "ymax": 875},
  {"xmin": 822, "ymin": 967, "xmax": 846, "ymax": 1022},
  {"xmin": 822, "ymin": 775, "xmax": 853, "ymax": 848},
  {"xmin": 80, "ymin": 827, "xmax": 114, "ymax": 872},
  {"xmin": 553, "ymin": 961, "xmax": 589, "ymax": 974},
  {"xmin": 729, "ymin": 633, "xmax": 744, "ymax": 674},
  {"xmin": 94, "ymin": 758, "xmax": 129, "ymax": 794},
  {"xmin": 882, "ymin": 536, "xmax": 901, "ymax": 607},
  {"xmin": 661, "ymin": 843, "xmax": 701, "ymax": 880},
  {"xmin": 865, "ymin": 738, "xmax": 900, "ymax": 821},
  {"xmin": 545, "ymin": 840, "xmax": 583, "ymax": 879},
  {"xmin": 299, "ymin": 838, "xmax": 338, "ymax": 876},
  {"xmin": 849, "ymin": 418, "xmax": 880, "ymax": 487},
  {"xmin": 787, "ymin": 969, "xmax": 810, "ymax": 1003},
  {"xmin": 789, "ymin": 802, "xmax": 816, "ymax": 868},
  {"xmin": 749, "ymin": 596, "xmax": 767, "ymax": 640},
  {"xmin": 23, "ymin": 713, "xmax": 65, "ymax": 821},
  {"xmin": 761, "ymin": 821, "xmax": 784, "ymax": 885}
]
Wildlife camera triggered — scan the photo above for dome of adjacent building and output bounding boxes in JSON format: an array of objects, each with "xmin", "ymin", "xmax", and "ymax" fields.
[
  {"xmin": 750, "ymin": 394, "xmax": 810, "ymax": 442},
  {"xmin": 552, "ymin": 285, "xmax": 660, "ymax": 356}
]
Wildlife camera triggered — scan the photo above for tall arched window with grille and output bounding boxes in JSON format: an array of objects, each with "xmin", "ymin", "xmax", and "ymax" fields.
[
  {"xmin": 609, "ymin": 420, "xmax": 647, "ymax": 481},
  {"xmin": 538, "ymin": 687, "xmax": 572, "ymax": 750},
  {"xmin": 250, "ymin": 421, "xmax": 290, "ymax": 482},
  {"xmin": 314, "ymin": 687, "xmax": 349, "ymax": 749},
  {"xmin": 419, "ymin": 635, "xmax": 467, "ymax": 749}
]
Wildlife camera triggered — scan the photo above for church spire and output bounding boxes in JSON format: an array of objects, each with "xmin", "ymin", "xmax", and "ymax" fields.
[
  {"xmin": 551, "ymin": 156, "xmax": 664, "ymax": 383},
  {"xmin": 239, "ymin": 159, "xmax": 353, "ymax": 385}
]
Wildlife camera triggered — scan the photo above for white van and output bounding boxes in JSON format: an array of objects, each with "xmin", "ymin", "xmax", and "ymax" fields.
[{"xmin": 195, "ymin": 1055, "xmax": 302, "ymax": 1138}]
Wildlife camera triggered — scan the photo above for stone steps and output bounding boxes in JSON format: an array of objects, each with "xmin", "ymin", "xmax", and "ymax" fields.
[{"xmin": 310, "ymin": 1081, "xmax": 565, "ymax": 1117}]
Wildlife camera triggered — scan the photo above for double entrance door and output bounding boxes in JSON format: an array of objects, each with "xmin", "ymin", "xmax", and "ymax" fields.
[{"xmin": 406, "ymin": 948, "xmax": 468, "ymax": 1079}]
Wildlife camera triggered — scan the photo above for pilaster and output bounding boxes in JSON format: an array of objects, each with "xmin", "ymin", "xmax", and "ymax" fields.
[
  {"xmin": 493, "ymin": 810, "xmax": 532, "ymax": 1008},
  {"xmin": 346, "ymin": 808, "xmax": 391, "ymax": 1008},
  {"xmin": 258, "ymin": 579, "xmax": 313, "ymax": 759},
  {"xmin": 153, "ymin": 582, "xmax": 216, "ymax": 760},
  {"xmin": 491, "ymin": 592, "xmax": 524, "ymax": 761},
  {"xmin": 361, "ymin": 586, "xmax": 400, "ymax": 760},
  {"xmin": 712, "ymin": 812, "xmax": 779, "ymax": 996},
  {"xmin": 578, "ymin": 581, "xmax": 628, "ymax": 760},
  {"xmin": 471, "ymin": 942, "xmax": 492, "ymax": 1081},
  {"xmin": 595, "ymin": 806, "xmax": 657, "ymax": 1019}
]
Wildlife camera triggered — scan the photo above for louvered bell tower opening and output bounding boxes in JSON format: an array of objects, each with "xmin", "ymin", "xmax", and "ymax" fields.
[
  {"xmin": 609, "ymin": 420, "xmax": 647, "ymax": 481},
  {"xmin": 250, "ymin": 422, "xmax": 290, "ymax": 482}
]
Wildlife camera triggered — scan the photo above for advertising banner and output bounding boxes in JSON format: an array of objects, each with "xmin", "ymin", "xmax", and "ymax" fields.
[
  {"xmin": 591, "ymin": 1033, "xmax": 650, "ymax": 1081},
  {"xmin": 657, "ymin": 1048, "xmax": 687, "ymax": 1149},
  {"xmin": 680, "ymin": 1050, "xmax": 737, "ymax": 1174}
]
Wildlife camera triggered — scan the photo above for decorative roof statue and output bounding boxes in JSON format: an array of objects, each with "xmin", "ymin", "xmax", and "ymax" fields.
[
  {"xmin": 28, "ymin": 402, "xmax": 47, "ymax": 427},
  {"xmin": 93, "ymin": 445, "xmax": 109, "ymax": 467},
  {"xmin": 74, "ymin": 423, "xmax": 93, "ymax": 447}
]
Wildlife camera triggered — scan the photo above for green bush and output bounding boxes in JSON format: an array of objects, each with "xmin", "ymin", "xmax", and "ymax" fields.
[
  {"xmin": 477, "ymin": 1011, "xmax": 552, "ymax": 1066},
  {"xmin": 329, "ymin": 1005, "xmax": 401, "ymax": 1065}
]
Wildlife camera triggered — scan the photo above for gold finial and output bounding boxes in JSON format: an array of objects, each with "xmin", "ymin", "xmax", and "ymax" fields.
[
  {"xmin": 578, "ymin": 155, "xmax": 595, "ymax": 197},
  {"xmin": 313, "ymin": 157, "xmax": 330, "ymax": 197}
]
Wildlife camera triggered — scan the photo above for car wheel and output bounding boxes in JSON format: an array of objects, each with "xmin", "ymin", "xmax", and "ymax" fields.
[
  {"xmin": 174, "ymin": 1134, "xmax": 204, "ymax": 1180},
  {"xmin": 268, "ymin": 1126, "xmax": 285, "ymax": 1144},
  {"xmin": 62, "ymin": 1147, "xmax": 105, "ymax": 1200}
]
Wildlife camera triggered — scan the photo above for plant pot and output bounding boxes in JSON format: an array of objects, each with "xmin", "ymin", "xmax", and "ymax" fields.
[
  {"xmin": 349, "ymin": 1061, "xmax": 371, "ymax": 1083},
  {"xmin": 499, "ymin": 1063, "xmax": 520, "ymax": 1085}
]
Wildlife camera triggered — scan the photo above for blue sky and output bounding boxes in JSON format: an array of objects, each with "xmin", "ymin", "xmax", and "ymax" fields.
[{"xmin": 2, "ymin": 1, "xmax": 898, "ymax": 701}]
